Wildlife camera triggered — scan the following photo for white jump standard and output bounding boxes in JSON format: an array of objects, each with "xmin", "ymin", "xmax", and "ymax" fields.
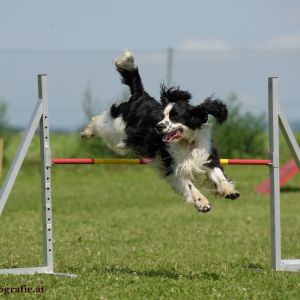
[
  {"xmin": 0, "ymin": 75, "xmax": 299, "ymax": 275},
  {"xmin": 268, "ymin": 77, "xmax": 300, "ymax": 271},
  {"xmin": 0, "ymin": 75, "xmax": 76, "ymax": 277}
]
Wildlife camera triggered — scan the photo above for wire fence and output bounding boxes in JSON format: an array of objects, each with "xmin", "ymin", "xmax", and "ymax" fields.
[{"xmin": 0, "ymin": 48, "xmax": 299, "ymax": 130}]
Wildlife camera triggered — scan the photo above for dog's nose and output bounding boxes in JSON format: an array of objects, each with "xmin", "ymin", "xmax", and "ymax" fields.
[{"xmin": 156, "ymin": 123, "xmax": 166, "ymax": 131}]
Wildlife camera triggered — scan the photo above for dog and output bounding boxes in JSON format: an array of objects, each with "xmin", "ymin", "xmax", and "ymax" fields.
[{"xmin": 81, "ymin": 49, "xmax": 240, "ymax": 213}]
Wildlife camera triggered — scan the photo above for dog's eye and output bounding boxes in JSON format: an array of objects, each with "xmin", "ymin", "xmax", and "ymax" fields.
[{"xmin": 170, "ymin": 111, "xmax": 179, "ymax": 121}]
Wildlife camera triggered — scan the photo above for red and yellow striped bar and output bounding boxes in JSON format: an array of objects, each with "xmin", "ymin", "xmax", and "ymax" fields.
[
  {"xmin": 52, "ymin": 158, "xmax": 272, "ymax": 166},
  {"xmin": 51, "ymin": 158, "xmax": 152, "ymax": 165},
  {"xmin": 221, "ymin": 159, "xmax": 272, "ymax": 165}
]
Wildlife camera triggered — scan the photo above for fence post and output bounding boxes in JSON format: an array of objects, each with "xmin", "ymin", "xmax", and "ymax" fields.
[{"xmin": 166, "ymin": 47, "xmax": 173, "ymax": 88}]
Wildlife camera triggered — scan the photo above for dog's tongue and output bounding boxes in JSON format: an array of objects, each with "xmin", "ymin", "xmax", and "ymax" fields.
[
  {"xmin": 162, "ymin": 133, "xmax": 172, "ymax": 143},
  {"xmin": 162, "ymin": 130, "xmax": 181, "ymax": 143}
]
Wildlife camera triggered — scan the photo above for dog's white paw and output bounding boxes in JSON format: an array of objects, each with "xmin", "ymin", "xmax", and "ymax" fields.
[
  {"xmin": 186, "ymin": 184, "xmax": 212, "ymax": 213},
  {"xmin": 225, "ymin": 192, "xmax": 240, "ymax": 200},
  {"xmin": 217, "ymin": 181, "xmax": 240, "ymax": 200},
  {"xmin": 80, "ymin": 125, "xmax": 94, "ymax": 139},
  {"xmin": 194, "ymin": 199, "xmax": 212, "ymax": 213},
  {"xmin": 113, "ymin": 49, "xmax": 136, "ymax": 70},
  {"xmin": 80, "ymin": 130, "xmax": 94, "ymax": 139}
]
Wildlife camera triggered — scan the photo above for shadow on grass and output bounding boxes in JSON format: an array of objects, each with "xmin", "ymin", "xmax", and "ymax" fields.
[
  {"xmin": 103, "ymin": 265, "xmax": 221, "ymax": 281},
  {"xmin": 280, "ymin": 186, "xmax": 300, "ymax": 193},
  {"xmin": 247, "ymin": 263, "xmax": 264, "ymax": 272}
]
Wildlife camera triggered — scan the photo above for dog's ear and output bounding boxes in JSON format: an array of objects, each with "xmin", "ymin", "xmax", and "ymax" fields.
[
  {"xmin": 160, "ymin": 84, "xmax": 192, "ymax": 107},
  {"xmin": 190, "ymin": 97, "xmax": 228, "ymax": 126}
]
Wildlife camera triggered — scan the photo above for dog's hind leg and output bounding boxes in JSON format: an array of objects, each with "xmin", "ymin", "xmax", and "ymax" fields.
[
  {"xmin": 113, "ymin": 49, "xmax": 146, "ymax": 98},
  {"xmin": 81, "ymin": 111, "xmax": 129, "ymax": 155},
  {"xmin": 81, "ymin": 116, "xmax": 97, "ymax": 139},
  {"xmin": 113, "ymin": 49, "xmax": 136, "ymax": 71}
]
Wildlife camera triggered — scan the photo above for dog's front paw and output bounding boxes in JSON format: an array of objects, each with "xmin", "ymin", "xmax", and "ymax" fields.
[
  {"xmin": 217, "ymin": 180, "xmax": 240, "ymax": 200},
  {"xmin": 225, "ymin": 192, "xmax": 240, "ymax": 200},
  {"xmin": 195, "ymin": 200, "xmax": 212, "ymax": 213}
]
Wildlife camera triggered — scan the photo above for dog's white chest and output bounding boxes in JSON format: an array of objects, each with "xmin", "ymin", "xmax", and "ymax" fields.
[{"xmin": 169, "ymin": 127, "xmax": 211, "ymax": 179}]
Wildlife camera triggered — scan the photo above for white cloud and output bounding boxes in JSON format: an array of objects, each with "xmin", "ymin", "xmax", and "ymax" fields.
[
  {"xmin": 261, "ymin": 34, "xmax": 300, "ymax": 49},
  {"xmin": 179, "ymin": 39, "xmax": 230, "ymax": 51}
]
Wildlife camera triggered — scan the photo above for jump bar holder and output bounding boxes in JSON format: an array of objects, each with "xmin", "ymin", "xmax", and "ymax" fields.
[
  {"xmin": 268, "ymin": 77, "xmax": 300, "ymax": 271},
  {"xmin": 0, "ymin": 75, "xmax": 76, "ymax": 277}
]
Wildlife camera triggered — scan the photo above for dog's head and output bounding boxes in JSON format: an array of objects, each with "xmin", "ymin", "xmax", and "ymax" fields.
[{"xmin": 157, "ymin": 85, "xmax": 228, "ymax": 143}]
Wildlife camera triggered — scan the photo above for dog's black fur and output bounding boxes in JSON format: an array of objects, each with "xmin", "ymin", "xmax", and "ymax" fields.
[
  {"xmin": 110, "ymin": 66, "xmax": 227, "ymax": 174},
  {"xmin": 81, "ymin": 51, "xmax": 240, "ymax": 212}
]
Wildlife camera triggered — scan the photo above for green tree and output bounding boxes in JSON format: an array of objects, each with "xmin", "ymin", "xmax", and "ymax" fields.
[
  {"xmin": 82, "ymin": 85, "xmax": 100, "ymax": 121},
  {"xmin": 212, "ymin": 93, "xmax": 267, "ymax": 158}
]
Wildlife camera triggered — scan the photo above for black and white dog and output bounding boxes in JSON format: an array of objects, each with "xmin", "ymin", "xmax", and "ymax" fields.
[{"xmin": 81, "ymin": 50, "xmax": 240, "ymax": 213}]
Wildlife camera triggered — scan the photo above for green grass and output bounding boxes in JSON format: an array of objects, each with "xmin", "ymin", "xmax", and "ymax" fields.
[
  {"xmin": 0, "ymin": 163, "xmax": 300, "ymax": 299},
  {"xmin": 0, "ymin": 133, "xmax": 300, "ymax": 299},
  {"xmin": 3, "ymin": 131, "xmax": 300, "ymax": 164}
]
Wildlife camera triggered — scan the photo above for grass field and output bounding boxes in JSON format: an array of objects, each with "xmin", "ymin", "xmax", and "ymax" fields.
[{"xmin": 0, "ymin": 134, "xmax": 300, "ymax": 299}]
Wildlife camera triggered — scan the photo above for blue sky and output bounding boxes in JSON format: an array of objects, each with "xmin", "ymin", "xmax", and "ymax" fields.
[
  {"xmin": 0, "ymin": 1, "xmax": 300, "ymax": 130},
  {"xmin": 2, "ymin": 1, "xmax": 300, "ymax": 51}
]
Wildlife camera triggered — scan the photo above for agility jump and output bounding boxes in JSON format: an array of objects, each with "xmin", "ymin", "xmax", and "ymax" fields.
[
  {"xmin": 51, "ymin": 158, "xmax": 272, "ymax": 165},
  {"xmin": 0, "ymin": 74, "xmax": 299, "ymax": 277}
]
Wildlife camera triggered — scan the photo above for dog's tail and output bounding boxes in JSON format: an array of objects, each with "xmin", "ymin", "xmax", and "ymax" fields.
[{"xmin": 113, "ymin": 49, "xmax": 145, "ymax": 98}]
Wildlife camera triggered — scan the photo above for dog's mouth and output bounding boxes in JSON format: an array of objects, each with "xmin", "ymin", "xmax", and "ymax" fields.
[{"xmin": 162, "ymin": 128, "xmax": 183, "ymax": 143}]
